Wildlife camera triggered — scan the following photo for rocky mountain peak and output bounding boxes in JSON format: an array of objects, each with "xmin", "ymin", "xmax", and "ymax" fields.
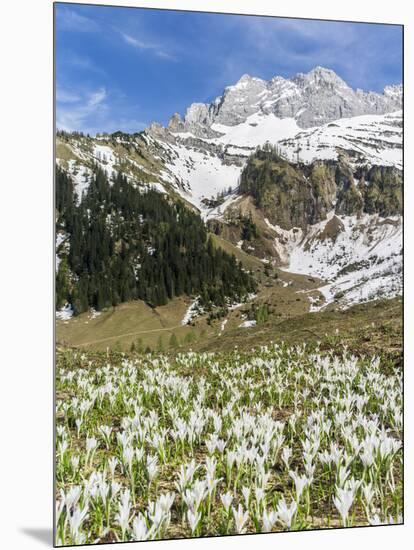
[
  {"xmin": 383, "ymin": 83, "xmax": 403, "ymax": 100},
  {"xmin": 167, "ymin": 112, "xmax": 184, "ymax": 132},
  {"xmin": 184, "ymin": 102, "xmax": 211, "ymax": 126},
  {"xmin": 294, "ymin": 66, "xmax": 349, "ymax": 90},
  {"xmin": 164, "ymin": 66, "xmax": 402, "ymax": 136},
  {"xmin": 227, "ymin": 73, "xmax": 265, "ymax": 90}
]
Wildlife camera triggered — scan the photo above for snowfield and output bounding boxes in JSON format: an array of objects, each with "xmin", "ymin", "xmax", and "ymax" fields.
[
  {"xmin": 279, "ymin": 111, "xmax": 402, "ymax": 168},
  {"xmin": 93, "ymin": 144, "xmax": 117, "ymax": 177},
  {"xmin": 280, "ymin": 212, "xmax": 402, "ymax": 310},
  {"xmin": 181, "ymin": 298, "xmax": 203, "ymax": 326},
  {"xmin": 211, "ymin": 112, "xmax": 301, "ymax": 148},
  {"xmin": 156, "ymin": 141, "xmax": 242, "ymax": 210}
]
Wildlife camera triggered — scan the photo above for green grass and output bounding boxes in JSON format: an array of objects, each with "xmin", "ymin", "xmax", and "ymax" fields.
[
  {"xmin": 56, "ymin": 141, "xmax": 81, "ymax": 164},
  {"xmin": 56, "ymin": 297, "xmax": 216, "ymax": 352},
  {"xmin": 198, "ymin": 297, "xmax": 402, "ymax": 367}
]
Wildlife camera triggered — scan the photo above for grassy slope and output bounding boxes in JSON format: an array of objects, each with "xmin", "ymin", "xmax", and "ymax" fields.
[
  {"xmin": 198, "ymin": 297, "xmax": 402, "ymax": 368},
  {"xmin": 57, "ymin": 297, "xmax": 217, "ymax": 352},
  {"xmin": 57, "ymin": 283, "xmax": 401, "ymax": 364}
]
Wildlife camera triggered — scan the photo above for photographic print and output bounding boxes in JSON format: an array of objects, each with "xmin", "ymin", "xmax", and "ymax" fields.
[{"xmin": 55, "ymin": 2, "xmax": 403, "ymax": 546}]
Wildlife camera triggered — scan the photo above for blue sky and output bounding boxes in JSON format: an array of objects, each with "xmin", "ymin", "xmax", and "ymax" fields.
[{"xmin": 56, "ymin": 3, "xmax": 403, "ymax": 135}]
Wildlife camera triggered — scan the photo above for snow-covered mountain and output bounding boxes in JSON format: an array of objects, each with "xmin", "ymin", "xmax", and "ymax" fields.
[
  {"xmin": 56, "ymin": 66, "xmax": 403, "ymax": 311},
  {"xmin": 144, "ymin": 68, "xmax": 402, "ymax": 210},
  {"xmin": 168, "ymin": 66, "xmax": 402, "ymax": 133}
]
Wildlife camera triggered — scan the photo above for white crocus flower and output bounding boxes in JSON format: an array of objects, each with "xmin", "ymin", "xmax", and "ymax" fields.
[
  {"xmin": 205, "ymin": 456, "xmax": 217, "ymax": 478},
  {"xmin": 147, "ymin": 455, "xmax": 159, "ymax": 481},
  {"xmin": 276, "ymin": 498, "xmax": 297, "ymax": 529},
  {"xmin": 116, "ymin": 489, "xmax": 131, "ymax": 538},
  {"xmin": 108, "ymin": 456, "xmax": 118, "ymax": 478},
  {"xmin": 232, "ymin": 504, "xmax": 249, "ymax": 534},
  {"xmin": 241, "ymin": 486, "xmax": 250, "ymax": 509},
  {"xmin": 360, "ymin": 447, "xmax": 375, "ymax": 467},
  {"xmin": 99, "ymin": 425, "xmax": 113, "ymax": 446},
  {"xmin": 86, "ymin": 437, "xmax": 98, "ymax": 454},
  {"xmin": 281, "ymin": 446, "xmax": 292, "ymax": 469},
  {"xmin": 337, "ymin": 465, "xmax": 350, "ymax": 487},
  {"xmin": 147, "ymin": 500, "xmax": 164, "ymax": 530},
  {"xmin": 132, "ymin": 514, "xmax": 151, "ymax": 541},
  {"xmin": 63, "ymin": 486, "xmax": 82, "ymax": 510},
  {"xmin": 111, "ymin": 481, "xmax": 122, "ymax": 500},
  {"xmin": 333, "ymin": 487, "xmax": 355, "ymax": 526},
  {"xmin": 70, "ymin": 455, "xmax": 80, "ymax": 472},
  {"xmin": 255, "ymin": 486, "xmax": 265, "ymax": 505},
  {"xmin": 206, "ymin": 472, "xmax": 221, "ymax": 496},
  {"xmin": 122, "ymin": 446, "xmax": 134, "ymax": 473},
  {"xmin": 157, "ymin": 492, "xmax": 175, "ymax": 515},
  {"xmin": 289, "ymin": 470, "xmax": 309, "ymax": 502},
  {"xmin": 68, "ymin": 502, "xmax": 89, "ymax": 543},
  {"xmin": 362, "ymin": 482, "xmax": 376, "ymax": 509},
  {"xmin": 187, "ymin": 509, "xmax": 201, "ymax": 533},
  {"xmin": 220, "ymin": 491, "xmax": 233, "ymax": 513},
  {"xmin": 262, "ymin": 508, "xmax": 278, "ymax": 532}
]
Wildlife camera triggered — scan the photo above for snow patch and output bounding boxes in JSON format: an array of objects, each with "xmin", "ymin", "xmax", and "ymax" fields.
[
  {"xmin": 239, "ymin": 320, "xmax": 257, "ymax": 328},
  {"xmin": 220, "ymin": 319, "xmax": 228, "ymax": 334},
  {"xmin": 56, "ymin": 303, "xmax": 74, "ymax": 321},
  {"xmin": 282, "ymin": 213, "xmax": 402, "ymax": 309},
  {"xmin": 66, "ymin": 160, "xmax": 92, "ymax": 202},
  {"xmin": 181, "ymin": 298, "xmax": 203, "ymax": 325},
  {"xmin": 93, "ymin": 145, "xmax": 117, "ymax": 177}
]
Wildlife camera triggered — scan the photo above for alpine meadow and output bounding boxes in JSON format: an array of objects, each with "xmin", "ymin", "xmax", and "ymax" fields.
[{"xmin": 55, "ymin": 5, "xmax": 403, "ymax": 546}]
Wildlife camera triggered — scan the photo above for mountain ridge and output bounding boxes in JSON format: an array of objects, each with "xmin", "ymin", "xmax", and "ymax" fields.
[{"xmin": 166, "ymin": 66, "xmax": 402, "ymax": 135}]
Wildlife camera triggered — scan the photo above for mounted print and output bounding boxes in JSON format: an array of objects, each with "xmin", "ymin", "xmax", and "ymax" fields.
[{"xmin": 55, "ymin": 2, "xmax": 403, "ymax": 546}]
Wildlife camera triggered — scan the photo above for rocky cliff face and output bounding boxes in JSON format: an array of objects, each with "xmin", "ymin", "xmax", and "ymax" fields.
[
  {"xmin": 170, "ymin": 67, "xmax": 402, "ymax": 135},
  {"xmin": 238, "ymin": 146, "xmax": 402, "ymax": 230},
  {"xmin": 239, "ymin": 148, "xmax": 334, "ymax": 230}
]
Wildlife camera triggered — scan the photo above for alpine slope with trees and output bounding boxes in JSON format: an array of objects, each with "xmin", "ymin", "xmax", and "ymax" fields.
[{"xmin": 56, "ymin": 165, "xmax": 256, "ymax": 316}]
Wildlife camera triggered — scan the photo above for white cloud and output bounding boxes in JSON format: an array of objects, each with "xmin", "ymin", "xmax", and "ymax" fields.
[
  {"xmin": 56, "ymin": 88, "xmax": 80, "ymax": 104},
  {"xmin": 88, "ymin": 88, "xmax": 107, "ymax": 107},
  {"xmin": 56, "ymin": 8, "xmax": 99, "ymax": 33},
  {"xmin": 121, "ymin": 31, "xmax": 177, "ymax": 61},
  {"xmin": 56, "ymin": 87, "xmax": 107, "ymax": 132},
  {"xmin": 122, "ymin": 33, "xmax": 150, "ymax": 50},
  {"xmin": 62, "ymin": 51, "xmax": 107, "ymax": 76},
  {"xmin": 56, "ymin": 86, "xmax": 147, "ymax": 135}
]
